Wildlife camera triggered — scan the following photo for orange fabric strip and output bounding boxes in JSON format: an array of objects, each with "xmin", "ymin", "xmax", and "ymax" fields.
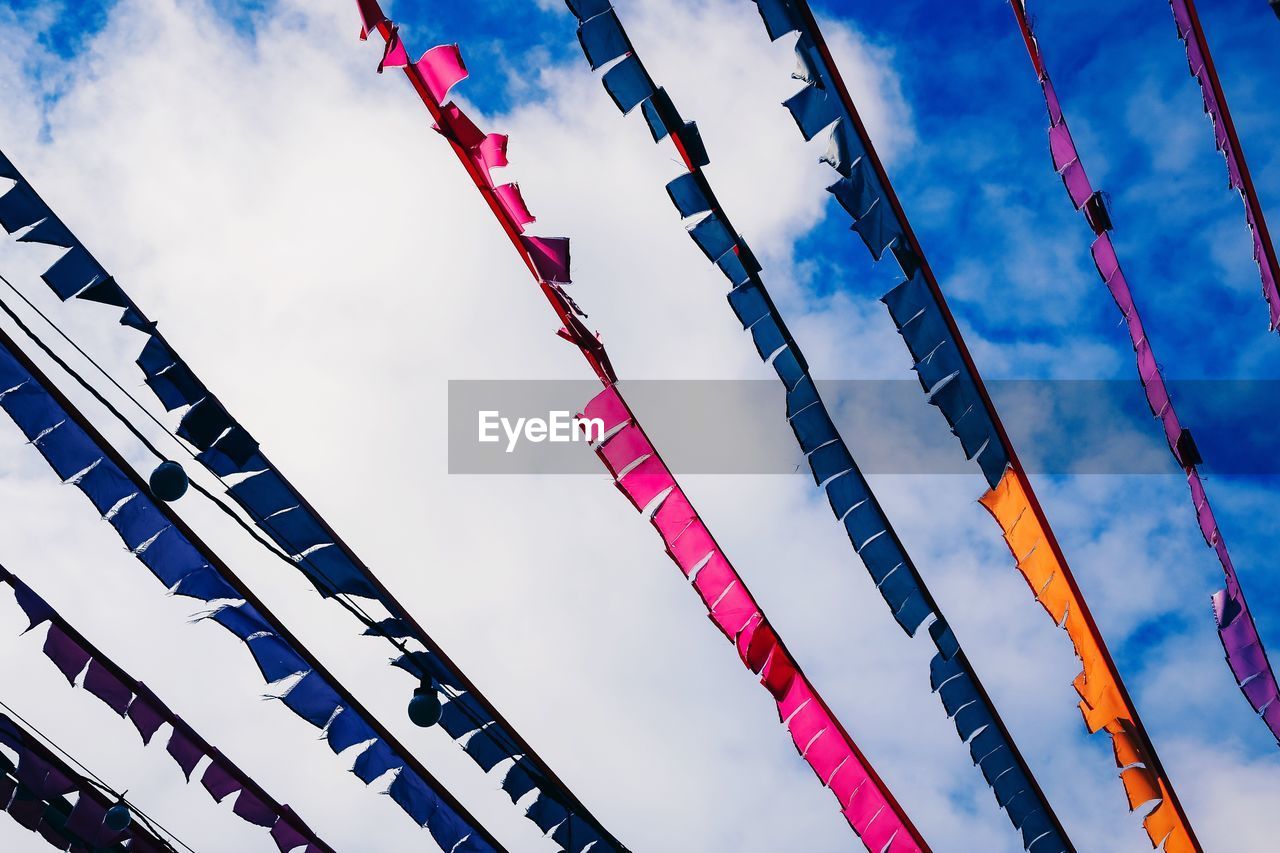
[{"xmin": 980, "ymin": 467, "xmax": 1197, "ymax": 851}]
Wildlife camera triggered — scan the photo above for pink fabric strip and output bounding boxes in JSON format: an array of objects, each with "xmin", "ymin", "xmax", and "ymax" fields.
[
  {"xmin": 378, "ymin": 30, "xmax": 409, "ymax": 73},
  {"xmin": 598, "ymin": 423, "xmax": 652, "ymax": 476},
  {"xmin": 415, "ymin": 44, "xmax": 468, "ymax": 104},
  {"xmin": 494, "ymin": 184, "xmax": 535, "ymax": 232},
  {"xmin": 358, "ymin": 19, "xmax": 924, "ymax": 847},
  {"xmin": 1016, "ymin": 1, "xmax": 1280, "ymax": 744},
  {"xmin": 580, "ymin": 385, "xmax": 630, "ymax": 436},
  {"xmin": 1165, "ymin": 0, "xmax": 1280, "ymax": 329},
  {"xmin": 477, "ymin": 134, "xmax": 509, "ymax": 172},
  {"xmin": 650, "ymin": 487, "xmax": 696, "ymax": 543},
  {"xmin": 665, "ymin": 520, "xmax": 716, "ymax": 575},
  {"xmin": 691, "ymin": 550, "xmax": 734, "ymax": 603},
  {"xmin": 614, "ymin": 455, "xmax": 674, "ymax": 510},
  {"xmin": 355, "ymin": 0, "xmax": 384, "ymax": 39},
  {"xmin": 520, "ymin": 235, "xmax": 571, "ymax": 284}
]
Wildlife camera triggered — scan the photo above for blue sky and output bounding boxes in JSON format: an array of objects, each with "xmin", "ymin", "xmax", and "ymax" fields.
[{"xmin": 0, "ymin": 1, "xmax": 1278, "ymax": 851}]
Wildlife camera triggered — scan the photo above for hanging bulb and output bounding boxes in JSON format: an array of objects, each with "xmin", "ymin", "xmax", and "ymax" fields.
[
  {"xmin": 407, "ymin": 683, "xmax": 442, "ymax": 728},
  {"xmin": 104, "ymin": 801, "xmax": 132, "ymax": 832},
  {"xmin": 148, "ymin": 460, "xmax": 188, "ymax": 502}
]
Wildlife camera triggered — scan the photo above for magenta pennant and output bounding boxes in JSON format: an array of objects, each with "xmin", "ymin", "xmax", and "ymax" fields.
[
  {"xmin": 520, "ymin": 235, "xmax": 571, "ymax": 283},
  {"xmin": 354, "ymin": 0, "xmax": 385, "ymax": 39},
  {"xmin": 579, "ymin": 385, "xmax": 629, "ymax": 436},
  {"xmin": 475, "ymin": 133, "xmax": 509, "ymax": 177},
  {"xmin": 377, "ymin": 27, "xmax": 410, "ymax": 74},
  {"xmin": 598, "ymin": 423, "xmax": 653, "ymax": 477},
  {"xmin": 494, "ymin": 184, "xmax": 536, "ymax": 231},
  {"xmin": 416, "ymin": 45, "xmax": 468, "ymax": 103}
]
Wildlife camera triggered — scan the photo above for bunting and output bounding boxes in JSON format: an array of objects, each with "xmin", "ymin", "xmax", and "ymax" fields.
[
  {"xmin": 0, "ymin": 332, "xmax": 500, "ymax": 853},
  {"xmin": 746, "ymin": 1, "xmax": 1200, "ymax": 850},
  {"xmin": 0, "ymin": 566, "xmax": 334, "ymax": 852},
  {"xmin": 564, "ymin": 3, "xmax": 1077, "ymax": 851},
  {"xmin": 1008, "ymin": 0, "xmax": 1280, "ymax": 746},
  {"xmin": 0, "ymin": 710, "xmax": 174, "ymax": 851},
  {"xmin": 1159, "ymin": 0, "xmax": 1280, "ymax": 330},
  {"xmin": 0, "ymin": 135, "xmax": 617, "ymax": 852},
  {"xmin": 356, "ymin": 2, "xmax": 924, "ymax": 849}
]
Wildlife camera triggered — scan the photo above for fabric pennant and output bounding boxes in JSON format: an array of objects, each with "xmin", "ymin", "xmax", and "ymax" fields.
[
  {"xmin": 42, "ymin": 246, "xmax": 108, "ymax": 300},
  {"xmin": 521, "ymin": 235, "xmax": 571, "ymax": 283},
  {"xmin": 0, "ymin": 182, "xmax": 49, "ymax": 232},
  {"xmin": 577, "ymin": 9, "xmax": 630, "ymax": 70},
  {"xmin": 601, "ymin": 54, "xmax": 653, "ymax": 114},
  {"xmin": 415, "ymin": 44, "xmax": 467, "ymax": 103},
  {"xmin": 17, "ymin": 215, "xmax": 77, "ymax": 249}
]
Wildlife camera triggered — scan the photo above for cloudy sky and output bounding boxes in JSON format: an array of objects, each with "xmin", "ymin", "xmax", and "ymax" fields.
[{"xmin": 0, "ymin": 0, "xmax": 1277, "ymax": 850}]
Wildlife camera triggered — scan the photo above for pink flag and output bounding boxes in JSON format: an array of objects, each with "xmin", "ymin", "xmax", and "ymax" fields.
[
  {"xmin": 1048, "ymin": 123, "xmax": 1077, "ymax": 173},
  {"xmin": 433, "ymin": 103, "xmax": 486, "ymax": 149},
  {"xmin": 494, "ymin": 184, "xmax": 536, "ymax": 232},
  {"xmin": 691, "ymin": 551, "xmax": 734, "ymax": 604},
  {"xmin": 598, "ymin": 423, "xmax": 652, "ymax": 476},
  {"xmin": 521, "ymin": 236, "xmax": 571, "ymax": 284},
  {"xmin": 377, "ymin": 28, "xmax": 409, "ymax": 73},
  {"xmin": 415, "ymin": 44, "xmax": 468, "ymax": 103},
  {"xmin": 666, "ymin": 521, "xmax": 716, "ymax": 575},
  {"xmin": 354, "ymin": 0, "xmax": 385, "ymax": 39},
  {"xmin": 579, "ymin": 385, "xmax": 629, "ymax": 436},
  {"xmin": 614, "ymin": 454, "xmax": 673, "ymax": 510},
  {"xmin": 650, "ymin": 488, "xmax": 695, "ymax": 542},
  {"xmin": 477, "ymin": 134, "xmax": 509, "ymax": 172}
]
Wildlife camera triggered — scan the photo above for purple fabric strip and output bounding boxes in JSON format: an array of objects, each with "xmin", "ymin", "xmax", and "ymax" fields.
[
  {"xmin": 0, "ymin": 580, "xmax": 334, "ymax": 851},
  {"xmin": 15, "ymin": 752, "xmax": 55, "ymax": 795},
  {"xmin": 200, "ymin": 758, "xmax": 243, "ymax": 803},
  {"xmin": 11, "ymin": 579, "xmax": 53, "ymax": 633},
  {"xmin": 270, "ymin": 807, "xmax": 310, "ymax": 853},
  {"xmin": 1048, "ymin": 123, "xmax": 1076, "ymax": 172},
  {"xmin": 1024, "ymin": 5, "xmax": 1280, "ymax": 743},
  {"xmin": 232, "ymin": 788, "xmax": 279, "ymax": 828},
  {"xmin": 165, "ymin": 727, "xmax": 204, "ymax": 781},
  {"xmin": 1165, "ymin": 0, "xmax": 1280, "ymax": 329},
  {"xmin": 41, "ymin": 624, "xmax": 90, "ymax": 685},
  {"xmin": 126, "ymin": 684, "xmax": 168, "ymax": 745},
  {"xmin": 8, "ymin": 796, "xmax": 44, "ymax": 831},
  {"xmin": 36, "ymin": 819, "xmax": 70, "ymax": 849},
  {"xmin": 64, "ymin": 795, "xmax": 109, "ymax": 845},
  {"xmin": 83, "ymin": 659, "xmax": 135, "ymax": 717}
]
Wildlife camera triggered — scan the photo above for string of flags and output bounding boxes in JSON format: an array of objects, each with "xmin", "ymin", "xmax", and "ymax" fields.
[
  {"xmin": 0, "ymin": 565, "xmax": 332, "ymax": 852},
  {"xmin": 357, "ymin": 1, "xmax": 928, "ymax": 849},
  {"xmin": 0, "ymin": 703, "xmax": 176, "ymax": 852}
]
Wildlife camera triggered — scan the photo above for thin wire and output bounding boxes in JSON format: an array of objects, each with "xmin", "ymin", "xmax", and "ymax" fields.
[
  {"xmin": 0, "ymin": 274, "xmax": 176, "ymax": 446},
  {"xmin": 0, "ymin": 277, "xmax": 542, "ymax": 783},
  {"xmin": 0, "ymin": 698, "xmax": 194, "ymax": 853}
]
